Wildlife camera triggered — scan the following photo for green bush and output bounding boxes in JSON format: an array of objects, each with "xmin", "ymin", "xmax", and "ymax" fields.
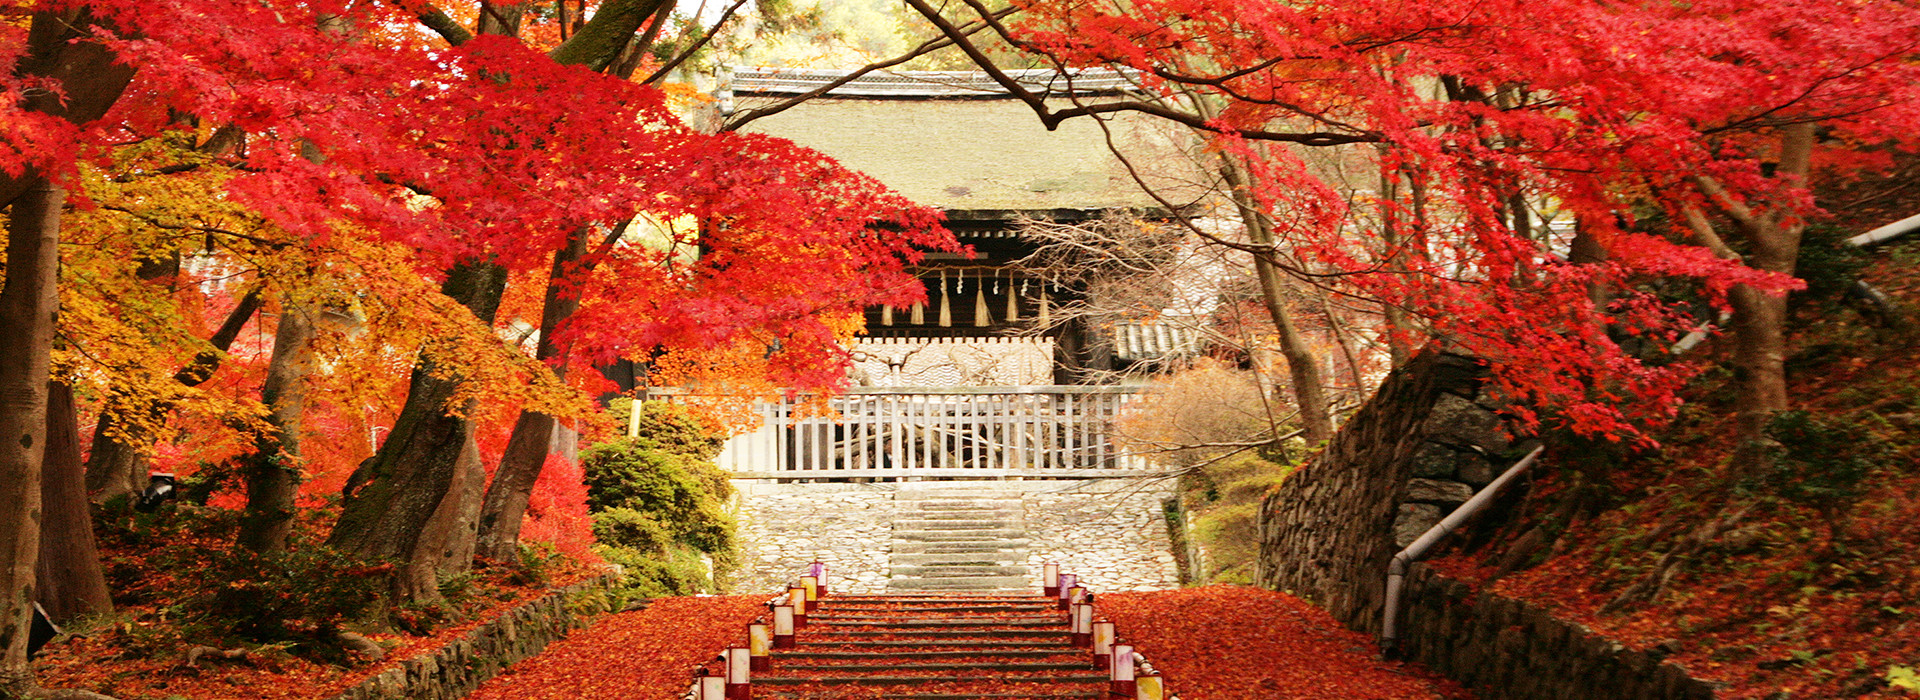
[
  {"xmin": 591, "ymin": 507, "xmax": 674, "ymax": 555},
  {"xmin": 581, "ymin": 438, "xmax": 736, "ymax": 547},
  {"xmin": 605, "ymin": 399, "xmax": 726, "ymax": 462},
  {"xmin": 182, "ymin": 544, "xmax": 388, "ymax": 644},
  {"xmin": 595, "ymin": 544, "xmax": 715, "ymax": 597}
]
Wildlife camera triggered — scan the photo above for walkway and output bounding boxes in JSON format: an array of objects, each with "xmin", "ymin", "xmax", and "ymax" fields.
[{"xmin": 465, "ymin": 583, "xmax": 1464, "ymax": 699}]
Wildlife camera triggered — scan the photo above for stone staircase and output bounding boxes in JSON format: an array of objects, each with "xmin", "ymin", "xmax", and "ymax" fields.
[
  {"xmin": 888, "ymin": 489, "xmax": 1032, "ymax": 592},
  {"xmin": 755, "ymin": 593, "xmax": 1107, "ymax": 699}
]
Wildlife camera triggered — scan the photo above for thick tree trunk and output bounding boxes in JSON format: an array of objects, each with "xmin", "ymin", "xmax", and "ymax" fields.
[
  {"xmin": 326, "ymin": 261, "xmax": 509, "ymax": 604},
  {"xmin": 1, "ymin": 12, "xmax": 135, "ymax": 691},
  {"xmin": 36, "ymin": 382, "xmax": 112, "ymax": 624},
  {"xmin": 0, "ymin": 181, "xmax": 64, "ymax": 694},
  {"xmin": 237, "ymin": 301, "xmax": 314, "ymax": 554},
  {"xmin": 474, "ymin": 228, "xmax": 588, "ymax": 562},
  {"xmin": 413, "ymin": 433, "xmax": 485, "ymax": 581}
]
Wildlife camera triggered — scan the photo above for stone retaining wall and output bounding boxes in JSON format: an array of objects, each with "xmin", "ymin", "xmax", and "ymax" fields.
[
  {"xmin": 732, "ymin": 485, "xmax": 896, "ymax": 594},
  {"xmin": 732, "ymin": 480, "xmax": 1179, "ymax": 593},
  {"xmin": 1399, "ymin": 564, "xmax": 1718, "ymax": 700},
  {"xmin": 324, "ymin": 573, "xmax": 621, "ymax": 700},
  {"xmin": 1023, "ymin": 481, "xmax": 1179, "ymax": 591}
]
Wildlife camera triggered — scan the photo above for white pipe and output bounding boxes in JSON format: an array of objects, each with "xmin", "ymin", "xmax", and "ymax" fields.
[
  {"xmin": 1380, "ymin": 444, "xmax": 1545, "ymax": 655},
  {"xmin": 1848, "ymin": 212, "xmax": 1920, "ymax": 248}
]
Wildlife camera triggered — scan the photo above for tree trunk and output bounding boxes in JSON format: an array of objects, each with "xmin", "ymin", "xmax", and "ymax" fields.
[
  {"xmin": 86, "ymin": 289, "xmax": 262, "ymax": 503},
  {"xmin": 474, "ymin": 228, "xmax": 588, "ymax": 563},
  {"xmin": 36, "ymin": 381, "xmax": 112, "ymax": 624},
  {"xmin": 326, "ymin": 261, "xmax": 509, "ymax": 604},
  {"xmin": 1718, "ymin": 123, "xmax": 1816, "ymax": 440},
  {"xmin": 1218, "ymin": 159, "xmax": 1335, "ymax": 444},
  {"xmin": 237, "ymin": 300, "xmax": 314, "ymax": 554},
  {"xmin": 0, "ymin": 181, "xmax": 64, "ymax": 693},
  {"xmin": 413, "ymin": 433, "xmax": 485, "ymax": 581},
  {"xmin": 0, "ymin": 11, "xmax": 135, "ymax": 690}
]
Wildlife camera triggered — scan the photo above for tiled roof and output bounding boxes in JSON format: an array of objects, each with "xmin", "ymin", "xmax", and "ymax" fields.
[{"xmin": 726, "ymin": 67, "xmax": 1137, "ymax": 98}]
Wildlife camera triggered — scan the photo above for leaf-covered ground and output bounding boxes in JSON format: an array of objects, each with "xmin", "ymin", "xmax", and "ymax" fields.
[
  {"xmin": 1098, "ymin": 586, "xmax": 1468, "ymax": 699},
  {"xmin": 34, "ymin": 570, "xmax": 590, "ymax": 700},
  {"xmin": 466, "ymin": 595, "xmax": 765, "ymax": 700},
  {"xmin": 1430, "ymin": 236, "xmax": 1920, "ymax": 698}
]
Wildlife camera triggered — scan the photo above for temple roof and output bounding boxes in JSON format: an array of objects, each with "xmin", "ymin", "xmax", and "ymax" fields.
[{"xmin": 722, "ymin": 68, "xmax": 1201, "ymax": 214}]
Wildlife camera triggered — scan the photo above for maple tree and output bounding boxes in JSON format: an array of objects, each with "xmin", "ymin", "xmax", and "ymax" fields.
[
  {"xmin": 907, "ymin": 0, "xmax": 1920, "ymax": 444},
  {"xmin": 1, "ymin": 0, "xmax": 953, "ymax": 692}
]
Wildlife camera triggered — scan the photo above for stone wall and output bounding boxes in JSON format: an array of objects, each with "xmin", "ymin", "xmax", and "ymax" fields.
[
  {"xmin": 1255, "ymin": 349, "xmax": 1501, "ymax": 635},
  {"xmin": 732, "ymin": 480, "xmax": 1179, "ymax": 594},
  {"xmin": 325, "ymin": 574, "xmax": 621, "ymax": 700},
  {"xmin": 1398, "ymin": 564, "xmax": 1718, "ymax": 700},
  {"xmin": 732, "ymin": 484, "xmax": 896, "ymax": 594},
  {"xmin": 1022, "ymin": 480, "xmax": 1180, "ymax": 592}
]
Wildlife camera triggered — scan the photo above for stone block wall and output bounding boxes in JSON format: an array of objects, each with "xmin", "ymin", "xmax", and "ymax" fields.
[
  {"xmin": 732, "ymin": 480, "xmax": 1179, "ymax": 594},
  {"xmin": 1255, "ymin": 349, "xmax": 1497, "ymax": 635},
  {"xmin": 1398, "ymin": 564, "xmax": 1718, "ymax": 700},
  {"xmin": 732, "ymin": 485, "xmax": 896, "ymax": 594},
  {"xmin": 325, "ymin": 573, "xmax": 621, "ymax": 700},
  {"xmin": 1023, "ymin": 480, "xmax": 1180, "ymax": 592}
]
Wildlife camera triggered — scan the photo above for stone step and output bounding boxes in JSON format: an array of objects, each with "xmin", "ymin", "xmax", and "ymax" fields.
[
  {"xmin": 826, "ymin": 594, "xmax": 1049, "ymax": 601},
  {"xmin": 892, "ymin": 491, "xmax": 1028, "ymax": 501},
  {"xmin": 779, "ymin": 644, "xmax": 1082, "ymax": 655},
  {"xmin": 820, "ymin": 618, "xmax": 1061, "ymax": 628},
  {"xmin": 891, "ymin": 540, "xmax": 1030, "ymax": 553},
  {"xmin": 805, "ymin": 628, "xmax": 1069, "ymax": 640},
  {"xmin": 886, "ymin": 575, "xmax": 1034, "ymax": 591},
  {"xmin": 892, "ymin": 529, "xmax": 1028, "ymax": 541},
  {"xmin": 755, "ymin": 674, "xmax": 1105, "ymax": 685},
  {"xmin": 890, "ymin": 564, "xmax": 1031, "ymax": 577},
  {"xmin": 894, "ymin": 513, "xmax": 1021, "ymax": 525},
  {"xmin": 767, "ymin": 661, "xmax": 1096, "ymax": 673},
  {"xmin": 889, "ymin": 552, "xmax": 1026, "ymax": 565},
  {"xmin": 909, "ymin": 510, "xmax": 1023, "ymax": 520},
  {"xmin": 820, "ymin": 605, "xmax": 1055, "ymax": 616},
  {"xmin": 796, "ymin": 642, "xmax": 1075, "ymax": 652},
  {"xmin": 763, "ymin": 693, "xmax": 1102, "ymax": 700}
]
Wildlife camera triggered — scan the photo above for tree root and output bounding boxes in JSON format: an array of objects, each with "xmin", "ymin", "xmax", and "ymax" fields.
[
  {"xmin": 1600, "ymin": 502, "xmax": 1752, "ymax": 615},
  {"xmin": 336, "ymin": 631, "xmax": 384, "ymax": 662},
  {"xmin": 183, "ymin": 645, "xmax": 249, "ymax": 668}
]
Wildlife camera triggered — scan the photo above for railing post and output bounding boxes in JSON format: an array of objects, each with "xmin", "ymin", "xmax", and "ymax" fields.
[
  {"xmin": 1092, "ymin": 619, "xmax": 1115, "ymax": 667},
  {"xmin": 788, "ymin": 586, "xmax": 808, "ymax": 627},
  {"xmin": 748, "ymin": 622, "xmax": 771, "ymax": 671},
  {"xmin": 772, "ymin": 604, "xmax": 795, "ymax": 648},
  {"xmin": 1109, "ymin": 644, "xmax": 1135, "ymax": 698},
  {"xmin": 725, "ymin": 646, "xmax": 751, "ymax": 700},
  {"xmin": 1071, "ymin": 602, "xmax": 1093, "ymax": 646}
]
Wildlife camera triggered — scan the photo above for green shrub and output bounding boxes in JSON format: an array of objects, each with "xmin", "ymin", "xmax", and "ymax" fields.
[
  {"xmin": 591, "ymin": 507, "xmax": 674, "ymax": 555},
  {"xmin": 595, "ymin": 544, "xmax": 715, "ymax": 597},
  {"xmin": 605, "ymin": 399, "xmax": 726, "ymax": 462},
  {"xmin": 180, "ymin": 544, "xmax": 388, "ymax": 644},
  {"xmin": 581, "ymin": 438, "xmax": 736, "ymax": 549}
]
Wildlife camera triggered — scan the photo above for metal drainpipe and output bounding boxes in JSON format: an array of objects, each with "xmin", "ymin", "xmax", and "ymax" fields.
[{"xmin": 1381, "ymin": 444, "xmax": 1545, "ymax": 657}]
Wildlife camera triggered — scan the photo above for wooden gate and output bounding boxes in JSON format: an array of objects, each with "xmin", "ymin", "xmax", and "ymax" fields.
[{"xmin": 643, "ymin": 387, "xmax": 1153, "ymax": 480}]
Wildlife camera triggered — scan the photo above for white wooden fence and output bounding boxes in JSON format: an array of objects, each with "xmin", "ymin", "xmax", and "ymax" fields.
[{"xmin": 646, "ymin": 387, "xmax": 1153, "ymax": 480}]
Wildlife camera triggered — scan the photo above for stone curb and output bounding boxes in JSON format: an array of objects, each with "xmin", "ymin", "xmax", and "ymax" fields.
[{"xmin": 323, "ymin": 571, "xmax": 623, "ymax": 700}]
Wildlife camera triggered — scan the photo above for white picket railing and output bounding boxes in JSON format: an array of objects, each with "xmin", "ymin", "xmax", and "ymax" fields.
[{"xmin": 647, "ymin": 386, "xmax": 1154, "ymax": 479}]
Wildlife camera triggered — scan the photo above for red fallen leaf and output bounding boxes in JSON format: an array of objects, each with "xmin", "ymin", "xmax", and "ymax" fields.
[
  {"xmin": 1097, "ymin": 586, "xmax": 1469, "ymax": 700},
  {"xmin": 467, "ymin": 595, "xmax": 766, "ymax": 700}
]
